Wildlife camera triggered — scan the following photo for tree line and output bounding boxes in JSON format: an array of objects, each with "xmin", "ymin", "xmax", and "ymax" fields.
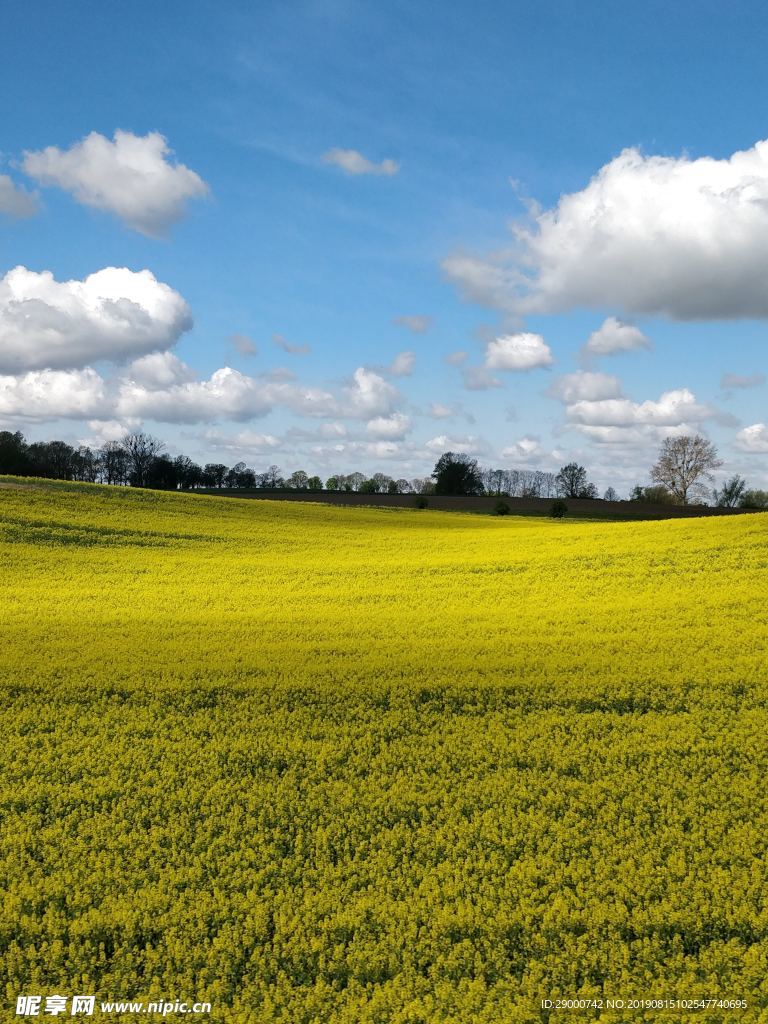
[{"xmin": 0, "ymin": 428, "xmax": 765, "ymax": 508}]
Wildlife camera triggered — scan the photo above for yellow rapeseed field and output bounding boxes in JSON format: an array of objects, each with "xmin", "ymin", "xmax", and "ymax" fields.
[{"xmin": 1, "ymin": 479, "xmax": 767, "ymax": 1023}]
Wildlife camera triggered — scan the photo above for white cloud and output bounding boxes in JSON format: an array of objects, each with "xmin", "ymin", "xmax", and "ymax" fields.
[
  {"xmin": 444, "ymin": 139, "xmax": 768, "ymax": 319},
  {"xmin": 387, "ymin": 350, "xmax": 415, "ymax": 377},
  {"xmin": 0, "ymin": 368, "xmax": 108, "ymax": 419},
  {"xmin": 23, "ymin": 130, "xmax": 208, "ymax": 237},
  {"xmin": 578, "ymin": 424, "xmax": 701, "ymax": 446},
  {"xmin": 126, "ymin": 351, "xmax": 195, "ymax": 388},
  {"xmin": 394, "ymin": 314, "xmax": 431, "ymax": 334},
  {"xmin": 364, "ymin": 441, "xmax": 402, "ymax": 459},
  {"xmin": 548, "ymin": 371, "xmax": 623, "ymax": 403},
  {"xmin": 0, "ymin": 175, "xmax": 38, "ymax": 218},
  {"xmin": 142, "ymin": 370, "xmax": 372, "ymax": 425},
  {"xmin": 734, "ymin": 423, "xmax": 768, "ymax": 452},
  {"xmin": 582, "ymin": 317, "xmax": 651, "ymax": 358},
  {"xmin": 721, "ymin": 372, "xmax": 766, "ymax": 391},
  {"xmin": 366, "ymin": 412, "xmax": 411, "ymax": 439},
  {"xmin": 82, "ymin": 419, "xmax": 138, "ymax": 445},
  {"xmin": 117, "ymin": 367, "xmax": 271, "ymax": 423},
  {"xmin": 264, "ymin": 380, "xmax": 346, "ymax": 419},
  {"xmin": 484, "ymin": 333, "xmax": 553, "ymax": 371},
  {"xmin": 273, "ymin": 333, "xmax": 311, "ymax": 355},
  {"xmin": 424, "ymin": 433, "xmax": 486, "ymax": 456},
  {"xmin": 322, "ymin": 148, "xmax": 399, "ymax": 176},
  {"xmin": 202, "ymin": 429, "xmax": 282, "ymax": 454},
  {"xmin": 0, "ymin": 265, "xmax": 191, "ymax": 373},
  {"xmin": 308, "ymin": 439, "xmax": 405, "ymax": 462},
  {"xmin": 566, "ymin": 387, "xmax": 714, "ymax": 445},
  {"xmin": 501, "ymin": 436, "xmax": 543, "ymax": 461},
  {"xmin": 342, "ymin": 367, "xmax": 399, "ymax": 418}
]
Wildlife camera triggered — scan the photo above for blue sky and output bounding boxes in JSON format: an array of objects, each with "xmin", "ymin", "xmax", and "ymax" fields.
[{"xmin": 1, "ymin": 0, "xmax": 767, "ymax": 492}]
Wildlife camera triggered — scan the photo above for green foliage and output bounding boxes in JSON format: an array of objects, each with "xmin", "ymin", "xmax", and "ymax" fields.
[
  {"xmin": 630, "ymin": 485, "xmax": 676, "ymax": 504},
  {"xmin": 493, "ymin": 500, "xmax": 510, "ymax": 516},
  {"xmin": 432, "ymin": 452, "xmax": 484, "ymax": 496},
  {"xmin": 741, "ymin": 489, "xmax": 768, "ymax": 509},
  {"xmin": 549, "ymin": 499, "xmax": 568, "ymax": 518}
]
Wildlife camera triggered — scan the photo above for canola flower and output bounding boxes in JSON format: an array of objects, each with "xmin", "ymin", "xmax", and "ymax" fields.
[{"xmin": 1, "ymin": 479, "xmax": 767, "ymax": 1023}]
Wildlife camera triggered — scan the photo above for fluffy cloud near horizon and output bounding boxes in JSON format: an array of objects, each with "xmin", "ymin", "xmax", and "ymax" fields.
[
  {"xmin": 548, "ymin": 371, "xmax": 623, "ymax": 404},
  {"xmin": 126, "ymin": 352, "xmax": 196, "ymax": 388},
  {"xmin": 424, "ymin": 433, "xmax": 487, "ymax": 456},
  {"xmin": 500, "ymin": 436, "xmax": 543, "ymax": 461},
  {"xmin": 366, "ymin": 412, "xmax": 411, "ymax": 439},
  {"xmin": 566, "ymin": 387, "xmax": 714, "ymax": 444},
  {"xmin": 582, "ymin": 317, "xmax": 651, "ymax": 358},
  {"xmin": 734, "ymin": 423, "xmax": 768, "ymax": 452},
  {"xmin": 114, "ymin": 366, "xmax": 399, "ymax": 425},
  {"xmin": 117, "ymin": 367, "xmax": 272, "ymax": 423},
  {"xmin": 0, "ymin": 362, "xmax": 401, "ymax": 427},
  {"xmin": 444, "ymin": 139, "xmax": 768, "ymax": 320},
  {"xmin": 0, "ymin": 368, "xmax": 108, "ymax": 420},
  {"xmin": 0, "ymin": 175, "xmax": 38, "ymax": 219},
  {"xmin": 23, "ymin": 131, "xmax": 208, "ymax": 237},
  {"xmin": 201, "ymin": 429, "xmax": 282, "ymax": 454},
  {"xmin": 484, "ymin": 333, "xmax": 553, "ymax": 371},
  {"xmin": 342, "ymin": 367, "xmax": 399, "ymax": 418},
  {"xmin": 322, "ymin": 148, "xmax": 399, "ymax": 176},
  {"xmin": 0, "ymin": 266, "xmax": 192, "ymax": 373}
]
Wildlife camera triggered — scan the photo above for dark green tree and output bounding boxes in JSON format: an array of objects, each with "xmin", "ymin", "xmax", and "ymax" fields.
[
  {"xmin": 432, "ymin": 452, "xmax": 484, "ymax": 495},
  {"xmin": 0, "ymin": 430, "xmax": 29, "ymax": 474}
]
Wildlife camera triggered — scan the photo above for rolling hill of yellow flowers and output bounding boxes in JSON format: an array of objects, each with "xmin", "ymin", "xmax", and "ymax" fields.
[{"xmin": 1, "ymin": 478, "xmax": 767, "ymax": 1023}]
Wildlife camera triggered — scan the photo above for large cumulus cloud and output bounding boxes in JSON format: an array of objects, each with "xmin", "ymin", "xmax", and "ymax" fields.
[
  {"xmin": 0, "ymin": 266, "xmax": 192, "ymax": 373},
  {"xmin": 23, "ymin": 131, "xmax": 208, "ymax": 237},
  {"xmin": 444, "ymin": 140, "xmax": 768, "ymax": 320}
]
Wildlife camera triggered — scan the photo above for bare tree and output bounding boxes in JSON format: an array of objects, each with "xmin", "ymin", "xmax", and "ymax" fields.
[
  {"xmin": 410, "ymin": 477, "xmax": 434, "ymax": 495},
  {"xmin": 650, "ymin": 435, "xmax": 722, "ymax": 505},
  {"xmin": 483, "ymin": 468, "xmax": 506, "ymax": 495},
  {"xmin": 120, "ymin": 432, "xmax": 165, "ymax": 488},
  {"xmin": 259, "ymin": 465, "xmax": 283, "ymax": 488},
  {"xmin": 287, "ymin": 470, "xmax": 309, "ymax": 490},
  {"xmin": 346, "ymin": 471, "xmax": 366, "ymax": 492}
]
